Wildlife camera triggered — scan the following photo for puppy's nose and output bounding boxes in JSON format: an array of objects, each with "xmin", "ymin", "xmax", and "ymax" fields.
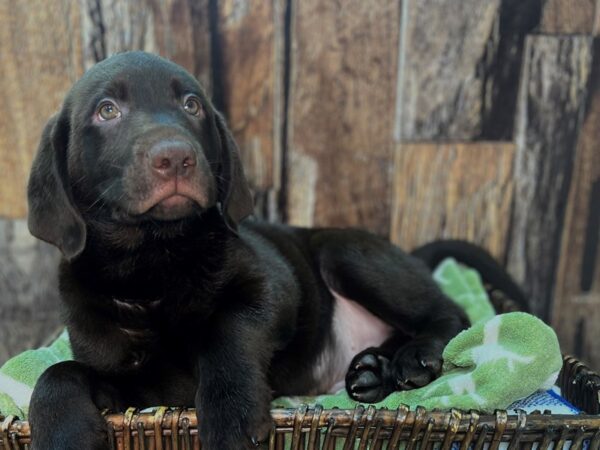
[{"xmin": 149, "ymin": 140, "xmax": 197, "ymax": 179}]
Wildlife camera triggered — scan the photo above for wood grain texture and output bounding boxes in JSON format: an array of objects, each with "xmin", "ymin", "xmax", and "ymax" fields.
[
  {"xmin": 216, "ymin": 0, "xmax": 284, "ymax": 220},
  {"xmin": 540, "ymin": 0, "xmax": 599, "ymax": 34},
  {"xmin": 396, "ymin": 0, "xmax": 500, "ymax": 140},
  {"xmin": 0, "ymin": 0, "xmax": 84, "ymax": 219},
  {"xmin": 506, "ymin": 35, "xmax": 593, "ymax": 320},
  {"xmin": 396, "ymin": 0, "xmax": 542, "ymax": 141},
  {"xmin": 285, "ymin": 0, "xmax": 399, "ymax": 235},
  {"xmin": 81, "ymin": 0, "xmax": 212, "ymax": 89},
  {"xmin": 479, "ymin": 0, "xmax": 543, "ymax": 139},
  {"xmin": 390, "ymin": 143, "xmax": 515, "ymax": 261},
  {"xmin": 552, "ymin": 41, "xmax": 600, "ymax": 369},
  {"xmin": 0, "ymin": 220, "xmax": 62, "ymax": 364}
]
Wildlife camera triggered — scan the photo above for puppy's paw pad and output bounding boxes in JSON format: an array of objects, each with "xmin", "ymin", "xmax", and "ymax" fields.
[{"xmin": 346, "ymin": 350, "xmax": 392, "ymax": 403}]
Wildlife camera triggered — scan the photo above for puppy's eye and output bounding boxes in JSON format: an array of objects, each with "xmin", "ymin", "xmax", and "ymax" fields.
[
  {"xmin": 98, "ymin": 101, "xmax": 121, "ymax": 121},
  {"xmin": 183, "ymin": 95, "xmax": 202, "ymax": 116}
]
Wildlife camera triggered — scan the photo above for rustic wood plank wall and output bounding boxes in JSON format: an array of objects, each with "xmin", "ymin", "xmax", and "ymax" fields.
[
  {"xmin": 506, "ymin": 36, "xmax": 593, "ymax": 318},
  {"xmin": 391, "ymin": 143, "xmax": 515, "ymax": 261},
  {"xmin": 540, "ymin": 0, "xmax": 599, "ymax": 33},
  {"xmin": 285, "ymin": 0, "xmax": 400, "ymax": 235},
  {"xmin": 552, "ymin": 40, "xmax": 600, "ymax": 368},
  {"xmin": 0, "ymin": 0, "xmax": 83, "ymax": 362},
  {"xmin": 0, "ymin": 0, "xmax": 598, "ymax": 370},
  {"xmin": 0, "ymin": 0, "xmax": 84, "ymax": 219},
  {"xmin": 215, "ymin": 0, "xmax": 284, "ymax": 220}
]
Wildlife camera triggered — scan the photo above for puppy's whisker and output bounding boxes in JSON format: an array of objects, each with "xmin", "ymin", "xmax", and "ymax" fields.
[
  {"xmin": 70, "ymin": 174, "xmax": 88, "ymax": 187},
  {"xmin": 86, "ymin": 184, "xmax": 116, "ymax": 211},
  {"xmin": 212, "ymin": 174, "xmax": 228, "ymax": 183}
]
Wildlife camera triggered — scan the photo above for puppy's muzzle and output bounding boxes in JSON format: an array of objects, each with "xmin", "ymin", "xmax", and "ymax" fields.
[
  {"xmin": 149, "ymin": 139, "xmax": 197, "ymax": 181},
  {"xmin": 123, "ymin": 136, "xmax": 216, "ymax": 220}
]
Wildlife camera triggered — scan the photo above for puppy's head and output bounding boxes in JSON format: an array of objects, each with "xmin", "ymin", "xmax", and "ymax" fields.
[{"xmin": 27, "ymin": 51, "xmax": 253, "ymax": 259}]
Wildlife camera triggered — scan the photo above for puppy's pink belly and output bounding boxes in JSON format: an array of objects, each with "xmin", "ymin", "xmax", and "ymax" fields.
[{"xmin": 311, "ymin": 291, "xmax": 394, "ymax": 394}]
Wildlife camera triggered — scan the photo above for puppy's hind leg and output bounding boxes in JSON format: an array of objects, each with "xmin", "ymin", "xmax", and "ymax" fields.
[{"xmin": 310, "ymin": 229, "xmax": 469, "ymax": 403}]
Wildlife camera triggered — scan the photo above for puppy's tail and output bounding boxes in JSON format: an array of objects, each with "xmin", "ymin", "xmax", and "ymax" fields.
[{"xmin": 411, "ymin": 239, "xmax": 529, "ymax": 312}]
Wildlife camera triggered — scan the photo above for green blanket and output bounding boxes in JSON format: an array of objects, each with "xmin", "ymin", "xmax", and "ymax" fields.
[
  {"xmin": 0, "ymin": 330, "xmax": 73, "ymax": 418},
  {"xmin": 0, "ymin": 258, "xmax": 562, "ymax": 418}
]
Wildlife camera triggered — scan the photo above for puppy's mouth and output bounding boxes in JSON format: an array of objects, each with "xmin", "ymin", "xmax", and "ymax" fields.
[
  {"xmin": 137, "ymin": 181, "xmax": 211, "ymax": 221},
  {"xmin": 158, "ymin": 194, "xmax": 189, "ymax": 208},
  {"xmin": 107, "ymin": 176, "xmax": 213, "ymax": 223},
  {"xmin": 148, "ymin": 194, "xmax": 196, "ymax": 220}
]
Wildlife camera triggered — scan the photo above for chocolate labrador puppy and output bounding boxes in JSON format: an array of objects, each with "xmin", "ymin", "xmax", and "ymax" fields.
[{"xmin": 27, "ymin": 51, "xmax": 493, "ymax": 450}]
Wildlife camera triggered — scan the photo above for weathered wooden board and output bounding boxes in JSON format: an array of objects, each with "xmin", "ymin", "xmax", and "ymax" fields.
[
  {"xmin": 479, "ymin": 0, "xmax": 544, "ymax": 139},
  {"xmin": 0, "ymin": 220, "xmax": 62, "ymax": 364},
  {"xmin": 540, "ymin": 0, "xmax": 599, "ymax": 34},
  {"xmin": 285, "ymin": 0, "xmax": 400, "ymax": 235},
  {"xmin": 395, "ymin": 0, "xmax": 541, "ymax": 141},
  {"xmin": 0, "ymin": 0, "xmax": 84, "ymax": 219},
  {"xmin": 390, "ymin": 143, "xmax": 515, "ymax": 261},
  {"xmin": 506, "ymin": 35, "xmax": 593, "ymax": 320},
  {"xmin": 80, "ymin": 0, "xmax": 212, "ymax": 89},
  {"xmin": 552, "ymin": 41, "xmax": 600, "ymax": 368},
  {"xmin": 396, "ymin": 0, "xmax": 500, "ymax": 140},
  {"xmin": 216, "ymin": 0, "xmax": 285, "ymax": 220}
]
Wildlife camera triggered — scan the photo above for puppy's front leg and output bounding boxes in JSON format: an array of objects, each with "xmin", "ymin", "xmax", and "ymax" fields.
[
  {"xmin": 195, "ymin": 314, "xmax": 274, "ymax": 450},
  {"xmin": 29, "ymin": 361, "xmax": 124, "ymax": 450}
]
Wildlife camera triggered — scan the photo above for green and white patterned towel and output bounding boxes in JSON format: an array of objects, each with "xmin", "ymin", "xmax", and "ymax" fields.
[
  {"xmin": 0, "ymin": 258, "xmax": 562, "ymax": 418},
  {"xmin": 0, "ymin": 330, "xmax": 72, "ymax": 418}
]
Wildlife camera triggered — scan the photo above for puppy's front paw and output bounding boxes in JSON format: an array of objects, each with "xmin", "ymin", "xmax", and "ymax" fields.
[
  {"xmin": 246, "ymin": 404, "xmax": 272, "ymax": 447},
  {"xmin": 30, "ymin": 412, "xmax": 110, "ymax": 450},
  {"xmin": 199, "ymin": 404, "xmax": 272, "ymax": 450},
  {"xmin": 345, "ymin": 350, "xmax": 395, "ymax": 403},
  {"xmin": 391, "ymin": 342, "xmax": 443, "ymax": 391}
]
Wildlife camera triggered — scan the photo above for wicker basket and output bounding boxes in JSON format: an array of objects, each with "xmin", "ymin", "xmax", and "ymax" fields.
[{"xmin": 2, "ymin": 289, "xmax": 599, "ymax": 450}]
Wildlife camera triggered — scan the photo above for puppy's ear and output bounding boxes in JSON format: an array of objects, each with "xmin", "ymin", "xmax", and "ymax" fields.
[
  {"xmin": 27, "ymin": 111, "xmax": 86, "ymax": 260},
  {"xmin": 214, "ymin": 112, "xmax": 253, "ymax": 231}
]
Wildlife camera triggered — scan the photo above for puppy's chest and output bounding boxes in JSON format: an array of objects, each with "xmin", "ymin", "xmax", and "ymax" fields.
[
  {"xmin": 111, "ymin": 297, "xmax": 165, "ymax": 367},
  {"xmin": 109, "ymin": 288, "xmax": 205, "ymax": 368},
  {"xmin": 112, "ymin": 297, "xmax": 163, "ymax": 335}
]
